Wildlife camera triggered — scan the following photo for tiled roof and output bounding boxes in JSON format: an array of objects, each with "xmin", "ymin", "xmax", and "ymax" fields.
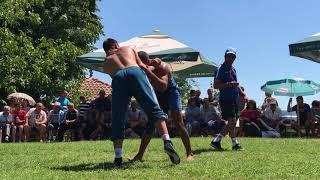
[{"xmin": 80, "ymin": 77, "xmax": 112, "ymax": 101}]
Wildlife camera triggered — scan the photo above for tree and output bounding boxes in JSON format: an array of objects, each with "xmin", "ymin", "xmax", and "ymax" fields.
[
  {"xmin": 0, "ymin": 0, "xmax": 103, "ymax": 105},
  {"xmin": 175, "ymin": 77, "xmax": 196, "ymax": 106}
]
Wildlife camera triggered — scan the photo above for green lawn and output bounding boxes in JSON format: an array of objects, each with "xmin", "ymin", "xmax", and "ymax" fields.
[{"xmin": 1, "ymin": 137, "xmax": 320, "ymax": 179}]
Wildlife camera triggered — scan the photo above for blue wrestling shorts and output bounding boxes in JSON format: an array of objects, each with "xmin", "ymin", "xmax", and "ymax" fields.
[
  {"xmin": 111, "ymin": 66, "xmax": 167, "ymax": 140},
  {"xmin": 156, "ymin": 79, "xmax": 182, "ymax": 114}
]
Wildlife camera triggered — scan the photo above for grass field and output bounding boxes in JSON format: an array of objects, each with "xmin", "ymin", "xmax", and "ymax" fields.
[{"xmin": 1, "ymin": 137, "xmax": 320, "ymax": 179}]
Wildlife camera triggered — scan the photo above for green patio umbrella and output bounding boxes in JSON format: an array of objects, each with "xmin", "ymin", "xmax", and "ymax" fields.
[
  {"xmin": 261, "ymin": 78, "xmax": 320, "ymax": 97},
  {"xmin": 261, "ymin": 78, "xmax": 320, "ymax": 125},
  {"xmin": 289, "ymin": 33, "xmax": 320, "ymax": 63},
  {"xmin": 76, "ymin": 30, "xmax": 217, "ymax": 79}
]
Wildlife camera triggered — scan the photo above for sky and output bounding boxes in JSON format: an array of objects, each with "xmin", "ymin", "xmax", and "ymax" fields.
[{"xmin": 89, "ymin": 0, "xmax": 320, "ymax": 109}]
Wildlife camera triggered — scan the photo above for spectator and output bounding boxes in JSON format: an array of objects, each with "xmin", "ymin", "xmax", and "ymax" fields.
[
  {"xmin": 309, "ymin": 100, "xmax": 320, "ymax": 136},
  {"xmin": 187, "ymin": 90, "xmax": 195, "ymax": 108},
  {"xmin": 22, "ymin": 99, "xmax": 31, "ymax": 113},
  {"xmin": 261, "ymin": 100, "xmax": 282, "ymax": 129},
  {"xmin": 0, "ymin": 106, "xmax": 14, "ymax": 142},
  {"xmin": 53, "ymin": 90, "xmax": 70, "ymax": 111},
  {"xmin": 25, "ymin": 103, "xmax": 47, "ymax": 142},
  {"xmin": 200, "ymin": 98, "xmax": 225, "ymax": 135},
  {"xmin": 92, "ymin": 90, "xmax": 111, "ymax": 130},
  {"xmin": 185, "ymin": 98, "xmax": 201, "ymax": 135},
  {"xmin": 239, "ymin": 100, "xmax": 274, "ymax": 137},
  {"xmin": 12, "ymin": 105, "xmax": 27, "ymax": 142},
  {"xmin": 47, "ymin": 102, "xmax": 64, "ymax": 142},
  {"xmin": 207, "ymin": 88, "xmax": 219, "ymax": 107},
  {"xmin": 9, "ymin": 97, "xmax": 18, "ymax": 114},
  {"xmin": 125, "ymin": 100, "xmax": 147, "ymax": 138},
  {"xmin": 287, "ymin": 96, "xmax": 311, "ymax": 137},
  {"xmin": 189, "ymin": 90, "xmax": 196, "ymax": 98},
  {"xmin": 261, "ymin": 92, "xmax": 278, "ymax": 112},
  {"xmin": 237, "ymin": 86, "xmax": 248, "ymax": 112},
  {"xmin": 56, "ymin": 103, "xmax": 80, "ymax": 142},
  {"xmin": 82, "ymin": 105, "xmax": 96, "ymax": 140},
  {"xmin": 78, "ymin": 96, "xmax": 91, "ymax": 139},
  {"xmin": 194, "ymin": 90, "xmax": 203, "ymax": 108}
]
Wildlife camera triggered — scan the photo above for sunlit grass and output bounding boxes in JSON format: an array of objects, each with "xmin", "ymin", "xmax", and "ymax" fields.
[{"xmin": 1, "ymin": 137, "xmax": 320, "ymax": 179}]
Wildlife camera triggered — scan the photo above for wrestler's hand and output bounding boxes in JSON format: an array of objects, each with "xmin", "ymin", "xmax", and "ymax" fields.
[
  {"xmin": 146, "ymin": 65, "xmax": 155, "ymax": 71},
  {"xmin": 139, "ymin": 62, "xmax": 148, "ymax": 70}
]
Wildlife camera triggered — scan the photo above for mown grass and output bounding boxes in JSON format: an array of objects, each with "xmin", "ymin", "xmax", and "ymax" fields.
[{"xmin": 1, "ymin": 137, "xmax": 320, "ymax": 179}]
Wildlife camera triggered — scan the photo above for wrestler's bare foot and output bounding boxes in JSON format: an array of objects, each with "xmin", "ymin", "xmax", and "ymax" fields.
[
  {"xmin": 187, "ymin": 154, "xmax": 194, "ymax": 160},
  {"xmin": 128, "ymin": 154, "xmax": 143, "ymax": 162}
]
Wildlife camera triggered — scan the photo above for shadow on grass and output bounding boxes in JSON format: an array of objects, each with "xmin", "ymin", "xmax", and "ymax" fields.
[
  {"xmin": 50, "ymin": 161, "xmax": 143, "ymax": 171},
  {"xmin": 193, "ymin": 148, "xmax": 229, "ymax": 155}
]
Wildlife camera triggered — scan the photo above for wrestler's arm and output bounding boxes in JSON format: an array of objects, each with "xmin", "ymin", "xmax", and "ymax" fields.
[
  {"xmin": 133, "ymin": 49, "xmax": 147, "ymax": 69},
  {"xmin": 133, "ymin": 49, "xmax": 168, "ymax": 91},
  {"xmin": 151, "ymin": 65, "xmax": 170, "ymax": 92}
]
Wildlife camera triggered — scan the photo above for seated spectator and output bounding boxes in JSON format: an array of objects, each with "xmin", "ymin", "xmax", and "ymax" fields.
[
  {"xmin": 25, "ymin": 103, "xmax": 47, "ymax": 142},
  {"xmin": 92, "ymin": 90, "xmax": 111, "ymax": 132},
  {"xmin": 56, "ymin": 103, "xmax": 80, "ymax": 142},
  {"xmin": 194, "ymin": 90, "xmax": 203, "ymax": 108},
  {"xmin": 189, "ymin": 90, "xmax": 196, "ymax": 98},
  {"xmin": 185, "ymin": 97, "xmax": 201, "ymax": 136},
  {"xmin": 77, "ymin": 96, "xmax": 91, "ymax": 140},
  {"xmin": 240, "ymin": 100, "xmax": 276, "ymax": 137},
  {"xmin": 0, "ymin": 106, "xmax": 14, "ymax": 142},
  {"xmin": 82, "ymin": 106, "xmax": 97, "ymax": 140},
  {"xmin": 200, "ymin": 98, "xmax": 225, "ymax": 135},
  {"xmin": 90, "ymin": 97, "xmax": 112, "ymax": 140},
  {"xmin": 287, "ymin": 96, "xmax": 311, "ymax": 137},
  {"xmin": 12, "ymin": 105, "xmax": 27, "ymax": 142},
  {"xmin": 310, "ymin": 100, "xmax": 320, "ymax": 136},
  {"xmin": 125, "ymin": 100, "xmax": 147, "ymax": 138},
  {"xmin": 22, "ymin": 99, "xmax": 31, "ymax": 113},
  {"xmin": 47, "ymin": 102, "xmax": 64, "ymax": 142},
  {"xmin": 261, "ymin": 100, "xmax": 282, "ymax": 129},
  {"xmin": 261, "ymin": 92, "xmax": 278, "ymax": 112},
  {"xmin": 9, "ymin": 97, "xmax": 18, "ymax": 114},
  {"xmin": 207, "ymin": 88, "xmax": 219, "ymax": 107}
]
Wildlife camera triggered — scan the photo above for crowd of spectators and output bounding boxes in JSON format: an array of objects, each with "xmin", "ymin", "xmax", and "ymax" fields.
[{"xmin": 1, "ymin": 87, "xmax": 319, "ymax": 143}]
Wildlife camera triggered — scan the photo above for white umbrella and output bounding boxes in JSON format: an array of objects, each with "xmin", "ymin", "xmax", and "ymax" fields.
[
  {"xmin": 8, "ymin": 92, "xmax": 36, "ymax": 106},
  {"xmin": 77, "ymin": 30, "xmax": 217, "ymax": 79}
]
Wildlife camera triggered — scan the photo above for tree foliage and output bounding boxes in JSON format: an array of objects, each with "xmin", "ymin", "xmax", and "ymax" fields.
[
  {"xmin": 0, "ymin": 0, "xmax": 103, "ymax": 104},
  {"xmin": 175, "ymin": 77, "xmax": 196, "ymax": 105}
]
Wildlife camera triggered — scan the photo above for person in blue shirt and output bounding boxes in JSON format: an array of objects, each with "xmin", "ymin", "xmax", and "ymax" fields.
[
  {"xmin": 210, "ymin": 48, "xmax": 243, "ymax": 151},
  {"xmin": 47, "ymin": 102, "xmax": 65, "ymax": 142},
  {"xmin": 53, "ymin": 90, "xmax": 70, "ymax": 111}
]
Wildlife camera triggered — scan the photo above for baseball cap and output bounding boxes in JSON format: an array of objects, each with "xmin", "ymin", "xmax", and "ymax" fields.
[{"xmin": 225, "ymin": 47, "xmax": 237, "ymax": 56}]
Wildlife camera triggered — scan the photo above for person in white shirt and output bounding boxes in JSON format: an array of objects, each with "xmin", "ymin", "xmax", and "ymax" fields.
[
  {"xmin": 261, "ymin": 100, "xmax": 282, "ymax": 129},
  {"xmin": 25, "ymin": 103, "xmax": 47, "ymax": 142},
  {"xmin": 125, "ymin": 100, "xmax": 147, "ymax": 138},
  {"xmin": 0, "ymin": 106, "xmax": 14, "ymax": 142}
]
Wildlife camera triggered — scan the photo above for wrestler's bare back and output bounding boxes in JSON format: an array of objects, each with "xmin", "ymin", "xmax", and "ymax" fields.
[{"xmin": 103, "ymin": 47, "xmax": 143, "ymax": 77}]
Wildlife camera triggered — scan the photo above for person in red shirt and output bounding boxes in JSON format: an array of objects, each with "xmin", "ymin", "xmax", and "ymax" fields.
[
  {"xmin": 12, "ymin": 105, "xmax": 27, "ymax": 142},
  {"xmin": 239, "ymin": 100, "xmax": 268, "ymax": 137}
]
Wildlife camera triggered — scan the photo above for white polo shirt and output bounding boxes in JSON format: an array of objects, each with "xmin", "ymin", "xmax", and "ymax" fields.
[{"xmin": 263, "ymin": 107, "xmax": 282, "ymax": 121}]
